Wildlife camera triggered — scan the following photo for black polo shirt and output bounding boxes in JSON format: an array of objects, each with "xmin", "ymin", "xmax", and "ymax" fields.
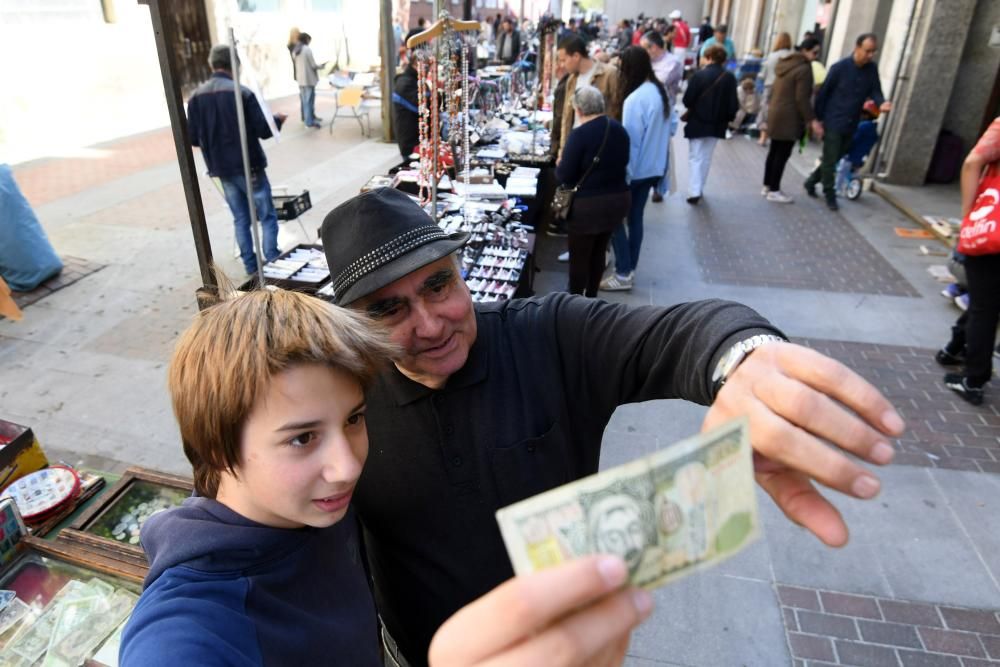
[{"xmin": 355, "ymin": 293, "xmax": 781, "ymax": 666}]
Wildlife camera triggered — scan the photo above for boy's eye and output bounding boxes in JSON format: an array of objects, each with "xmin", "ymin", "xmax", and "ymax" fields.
[
  {"xmin": 288, "ymin": 431, "xmax": 318, "ymax": 448},
  {"xmin": 346, "ymin": 412, "xmax": 366, "ymax": 427}
]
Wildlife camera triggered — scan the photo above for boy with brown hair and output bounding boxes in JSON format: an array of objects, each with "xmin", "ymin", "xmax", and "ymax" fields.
[{"xmin": 120, "ymin": 287, "xmax": 651, "ymax": 666}]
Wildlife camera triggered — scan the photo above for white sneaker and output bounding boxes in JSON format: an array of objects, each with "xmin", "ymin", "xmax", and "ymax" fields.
[
  {"xmin": 600, "ymin": 273, "xmax": 633, "ymax": 291},
  {"xmin": 761, "ymin": 186, "xmax": 769, "ymax": 196},
  {"xmin": 766, "ymin": 190, "xmax": 794, "ymax": 204},
  {"xmin": 557, "ymin": 250, "xmax": 569, "ymax": 263}
]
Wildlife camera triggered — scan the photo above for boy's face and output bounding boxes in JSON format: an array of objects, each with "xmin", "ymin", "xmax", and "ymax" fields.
[{"xmin": 216, "ymin": 363, "xmax": 368, "ymax": 529}]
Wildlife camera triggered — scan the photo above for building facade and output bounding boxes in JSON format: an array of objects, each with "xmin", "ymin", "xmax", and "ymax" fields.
[{"xmin": 702, "ymin": 0, "xmax": 1000, "ymax": 186}]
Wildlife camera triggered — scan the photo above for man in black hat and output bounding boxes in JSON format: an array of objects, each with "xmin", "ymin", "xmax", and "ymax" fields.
[{"xmin": 321, "ymin": 187, "xmax": 905, "ymax": 667}]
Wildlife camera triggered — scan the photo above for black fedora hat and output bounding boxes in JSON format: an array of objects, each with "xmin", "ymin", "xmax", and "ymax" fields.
[{"xmin": 321, "ymin": 188, "xmax": 469, "ymax": 306}]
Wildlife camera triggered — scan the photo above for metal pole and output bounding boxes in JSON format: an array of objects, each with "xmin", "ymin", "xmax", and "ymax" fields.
[
  {"xmin": 138, "ymin": 0, "xmax": 216, "ymax": 293},
  {"xmin": 228, "ymin": 28, "xmax": 266, "ymax": 286},
  {"xmin": 380, "ymin": 0, "xmax": 396, "ymax": 143},
  {"xmin": 431, "ymin": 34, "xmax": 439, "ymax": 220}
]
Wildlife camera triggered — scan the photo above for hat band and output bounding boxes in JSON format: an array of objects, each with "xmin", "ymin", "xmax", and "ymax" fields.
[{"xmin": 332, "ymin": 225, "xmax": 450, "ymax": 299}]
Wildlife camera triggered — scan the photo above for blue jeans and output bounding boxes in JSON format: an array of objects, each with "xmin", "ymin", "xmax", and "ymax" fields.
[
  {"xmin": 300, "ymin": 85, "xmax": 317, "ymax": 126},
  {"xmin": 220, "ymin": 171, "xmax": 280, "ymax": 275},
  {"xmin": 611, "ymin": 177, "xmax": 659, "ymax": 276}
]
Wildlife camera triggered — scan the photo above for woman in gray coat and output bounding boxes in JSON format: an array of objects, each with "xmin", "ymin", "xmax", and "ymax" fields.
[{"xmin": 761, "ymin": 38, "xmax": 820, "ymax": 203}]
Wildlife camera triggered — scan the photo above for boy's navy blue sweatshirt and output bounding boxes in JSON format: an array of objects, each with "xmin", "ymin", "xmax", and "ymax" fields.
[{"xmin": 120, "ymin": 497, "xmax": 380, "ymax": 666}]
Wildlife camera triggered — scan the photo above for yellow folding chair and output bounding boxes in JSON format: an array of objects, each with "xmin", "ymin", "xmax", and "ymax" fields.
[{"xmin": 329, "ymin": 86, "xmax": 369, "ymax": 136}]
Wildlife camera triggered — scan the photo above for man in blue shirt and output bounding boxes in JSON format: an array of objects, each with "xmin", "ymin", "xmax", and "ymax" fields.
[
  {"xmin": 698, "ymin": 24, "xmax": 735, "ymax": 61},
  {"xmin": 805, "ymin": 33, "xmax": 892, "ymax": 210},
  {"xmin": 187, "ymin": 45, "xmax": 284, "ymax": 275}
]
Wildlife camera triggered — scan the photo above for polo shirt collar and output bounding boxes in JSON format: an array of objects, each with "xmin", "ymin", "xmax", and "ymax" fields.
[{"xmin": 380, "ymin": 310, "xmax": 490, "ymax": 406}]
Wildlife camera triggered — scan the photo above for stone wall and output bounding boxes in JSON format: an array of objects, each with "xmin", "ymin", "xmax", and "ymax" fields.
[{"xmin": 940, "ymin": 0, "xmax": 1000, "ymax": 156}]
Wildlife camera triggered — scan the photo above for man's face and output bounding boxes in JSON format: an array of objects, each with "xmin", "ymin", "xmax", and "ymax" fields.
[
  {"xmin": 854, "ymin": 38, "xmax": 878, "ymax": 66},
  {"xmin": 557, "ymin": 48, "xmax": 582, "ymax": 74},
  {"xmin": 218, "ymin": 363, "xmax": 368, "ymax": 529},
  {"xmin": 592, "ymin": 496, "xmax": 648, "ymax": 571},
  {"xmin": 714, "ymin": 29, "xmax": 726, "ymax": 42},
  {"xmin": 357, "ymin": 256, "xmax": 477, "ymax": 389},
  {"xmin": 804, "ymin": 46, "xmax": 821, "ymax": 62},
  {"xmin": 503, "ymin": 20, "xmax": 513, "ymax": 33}
]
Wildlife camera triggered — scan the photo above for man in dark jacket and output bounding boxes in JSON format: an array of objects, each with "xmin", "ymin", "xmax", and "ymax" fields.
[
  {"xmin": 319, "ymin": 187, "xmax": 905, "ymax": 667},
  {"xmin": 682, "ymin": 45, "xmax": 738, "ymax": 204},
  {"xmin": 805, "ymin": 33, "xmax": 892, "ymax": 210},
  {"xmin": 392, "ymin": 61, "xmax": 419, "ymax": 161},
  {"xmin": 187, "ymin": 44, "xmax": 284, "ymax": 275},
  {"xmin": 495, "ymin": 18, "xmax": 521, "ymax": 65}
]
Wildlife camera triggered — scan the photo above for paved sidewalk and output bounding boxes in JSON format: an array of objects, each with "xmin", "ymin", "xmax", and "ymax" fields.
[{"xmin": 1, "ymin": 119, "xmax": 997, "ymax": 666}]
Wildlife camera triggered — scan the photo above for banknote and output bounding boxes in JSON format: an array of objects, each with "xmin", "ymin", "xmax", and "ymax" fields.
[
  {"xmin": 496, "ymin": 418, "xmax": 758, "ymax": 589},
  {"xmin": 45, "ymin": 589, "xmax": 137, "ymax": 667}
]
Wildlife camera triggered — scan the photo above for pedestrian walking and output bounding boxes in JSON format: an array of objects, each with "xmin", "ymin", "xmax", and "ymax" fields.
[
  {"xmin": 698, "ymin": 16, "xmax": 713, "ymax": 46},
  {"xmin": 682, "ymin": 45, "xmax": 738, "ymax": 204},
  {"xmin": 698, "ymin": 24, "xmax": 735, "ymax": 62},
  {"xmin": 756, "ymin": 32, "xmax": 793, "ymax": 147},
  {"xmin": 186, "ymin": 45, "xmax": 284, "ymax": 275},
  {"xmin": 641, "ymin": 30, "xmax": 682, "ymax": 204},
  {"xmin": 601, "ymin": 46, "xmax": 670, "ymax": 292},
  {"xmin": 761, "ymin": 38, "xmax": 820, "ymax": 204},
  {"xmin": 495, "ymin": 17, "xmax": 521, "ymax": 65},
  {"xmin": 555, "ymin": 86, "xmax": 630, "ymax": 297},
  {"xmin": 938, "ymin": 116, "xmax": 1000, "ymax": 405},
  {"xmin": 805, "ymin": 33, "xmax": 892, "ymax": 210},
  {"xmin": 287, "ymin": 27, "xmax": 301, "ymax": 80},
  {"xmin": 293, "ymin": 32, "xmax": 323, "ymax": 129},
  {"xmin": 668, "ymin": 10, "xmax": 691, "ymax": 66}
]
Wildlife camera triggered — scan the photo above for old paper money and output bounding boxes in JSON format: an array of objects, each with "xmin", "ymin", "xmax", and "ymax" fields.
[{"xmin": 496, "ymin": 418, "xmax": 758, "ymax": 589}]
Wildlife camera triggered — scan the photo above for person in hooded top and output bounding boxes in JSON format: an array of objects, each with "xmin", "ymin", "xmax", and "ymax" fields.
[{"xmin": 119, "ymin": 287, "xmax": 652, "ymax": 667}]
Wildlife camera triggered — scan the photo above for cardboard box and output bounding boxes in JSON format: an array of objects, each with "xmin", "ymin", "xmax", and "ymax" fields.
[{"xmin": 0, "ymin": 419, "xmax": 49, "ymax": 491}]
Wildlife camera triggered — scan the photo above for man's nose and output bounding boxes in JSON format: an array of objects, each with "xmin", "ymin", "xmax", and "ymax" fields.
[{"xmin": 411, "ymin": 301, "xmax": 444, "ymax": 339}]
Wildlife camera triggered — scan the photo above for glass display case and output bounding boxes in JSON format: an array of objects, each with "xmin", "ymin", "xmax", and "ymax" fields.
[
  {"xmin": 0, "ymin": 549, "xmax": 141, "ymax": 666},
  {"xmin": 56, "ymin": 467, "xmax": 192, "ymax": 570}
]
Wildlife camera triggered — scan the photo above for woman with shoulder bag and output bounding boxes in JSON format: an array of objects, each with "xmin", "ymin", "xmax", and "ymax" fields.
[
  {"xmin": 761, "ymin": 37, "xmax": 820, "ymax": 203},
  {"xmin": 682, "ymin": 45, "xmax": 738, "ymax": 204},
  {"xmin": 601, "ymin": 46, "xmax": 670, "ymax": 292},
  {"xmin": 555, "ymin": 85, "xmax": 631, "ymax": 297},
  {"xmin": 938, "ymin": 116, "xmax": 1000, "ymax": 405}
]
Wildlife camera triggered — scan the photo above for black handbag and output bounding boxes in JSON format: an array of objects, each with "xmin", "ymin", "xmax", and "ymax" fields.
[{"xmin": 553, "ymin": 118, "xmax": 612, "ymax": 220}]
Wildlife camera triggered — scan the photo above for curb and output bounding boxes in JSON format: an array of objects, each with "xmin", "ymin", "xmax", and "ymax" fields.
[{"xmin": 870, "ymin": 181, "xmax": 953, "ymax": 247}]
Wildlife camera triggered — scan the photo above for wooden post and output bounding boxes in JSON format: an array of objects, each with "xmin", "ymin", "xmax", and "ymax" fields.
[
  {"xmin": 137, "ymin": 0, "xmax": 217, "ymax": 294},
  {"xmin": 381, "ymin": 0, "xmax": 396, "ymax": 143}
]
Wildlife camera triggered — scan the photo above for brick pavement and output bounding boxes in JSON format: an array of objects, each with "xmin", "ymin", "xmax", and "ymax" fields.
[
  {"xmin": 688, "ymin": 137, "xmax": 918, "ymax": 296},
  {"xmin": 11, "ymin": 256, "xmax": 106, "ymax": 310},
  {"xmin": 11, "ymin": 96, "xmax": 303, "ymax": 207},
  {"xmin": 779, "ymin": 584, "xmax": 1000, "ymax": 666},
  {"xmin": 799, "ymin": 339, "xmax": 1000, "ymax": 473}
]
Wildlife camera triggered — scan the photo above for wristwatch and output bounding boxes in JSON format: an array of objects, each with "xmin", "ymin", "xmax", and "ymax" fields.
[{"xmin": 711, "ymin": 334, "xmax": 786, "ymax": 395}]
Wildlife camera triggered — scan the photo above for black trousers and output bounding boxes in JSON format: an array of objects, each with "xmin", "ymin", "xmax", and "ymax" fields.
[
  {"xmin": 805, "ymin": 131, "xmax": 851, "ymax": 198},
  {"xmin": 763, "ymin": 139, "xmax": 795, "ymax": 192},
  {"xmin": 960, "ymin": 253, "xmax": 1000, "ymax": 385},
  {"xmin": 568, "ymin": 231, "xmax": 612, "ymax": 298}
]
